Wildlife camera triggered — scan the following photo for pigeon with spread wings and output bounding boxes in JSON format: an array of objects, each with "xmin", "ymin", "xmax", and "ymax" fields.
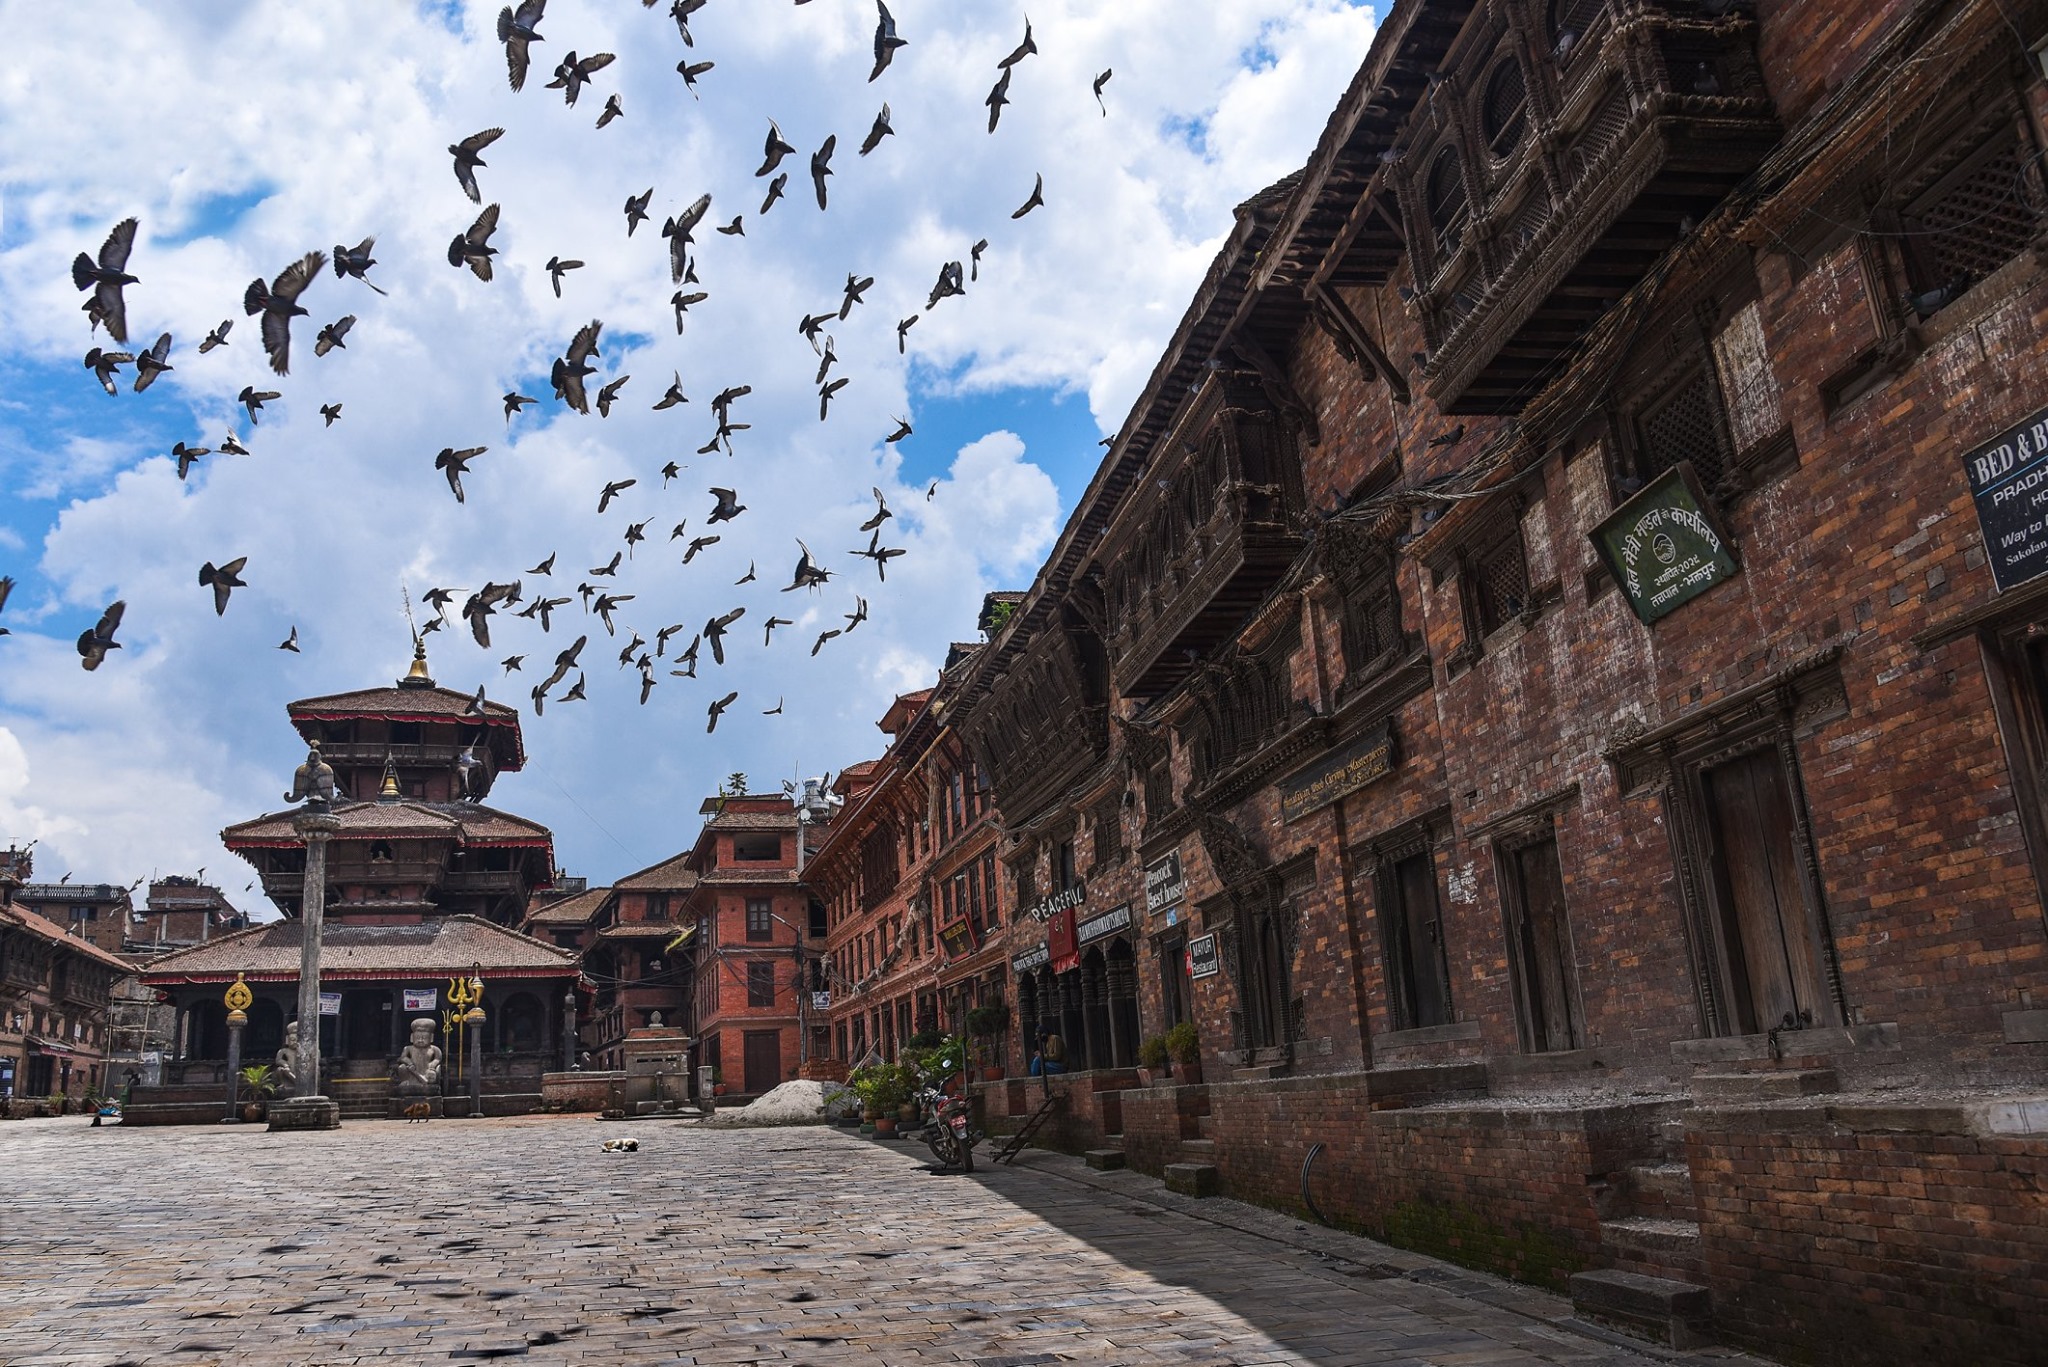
[
  {"xmin": 199, "ymin": 558, "xmax": 248, "ymax": 616},
  {"xmin": 450, "ymin": 128, "xmax": 504, "ymax": 202},
  {"xmin": 448, "ymin": 204, "xmax": 501, "ymax": 280},
  {"xmin": 244, "ymin": 250, "xmax": 325, "ymax": 376},
  {"xmin": 71, "ymin": 218, "xmax": 138, "ymax": 344}
]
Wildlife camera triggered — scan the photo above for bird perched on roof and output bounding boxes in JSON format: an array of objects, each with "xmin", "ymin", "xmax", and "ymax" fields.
[
  {"xmin": 497, "ymin": 0, "xmax": 547, "ymax": 91},
  {"xmin": 552, "ymin": 320, "xmax": 603, "ymax": 413},
  {"xmin": 450, "ymin": 128, "xmax": 504, "ymax": 201},
  {"xmin": 449, "ymin": 205, "xmax": 501, "ymax": 281},
  {"xmin": 870, "ymin": 1, "xmax": 907, "ymax": 81},
  {"xmin": 84, "ymin": 347, "xmax": 132, "ymax": 395},
  {"xmin": 436, "ymin": 446, "xmax": 485, "ymax": 503},
  {"xmin": 76, "ymin": 601, "xmax": 125, "ymax": 671},
  {"xmin": 810, "ymin": 136, "xmax": 836, "ymax": 210},
  {"xmin": 72, "ymin": 218, "xmax": 138, "ymax": 344},
  {"xmin": 331, "ymin": 237, "xmax": 386, "ymax": 295},
  {"xmin": 244, "ymin": 250, "xmax": 325, "ymax": 376},
  {"xmin": 199, "ymin": 558, "xmax": 248, "ymax": 616},
  {"xmin": 624, "ymin": 187, "xmax": 653, "ymax": 236},
  {"xmin": 547, "ymin": 50, "xmax": 614, "ymax": 106},
  {"xmin": 313, "ymin": 315, "xmax": 354, "ymax": 356}
]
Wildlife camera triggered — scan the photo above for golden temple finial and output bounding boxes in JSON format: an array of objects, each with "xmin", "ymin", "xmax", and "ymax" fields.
[
  {"xmin": 224, "ymin": 972, "xmax": 252, "ymax": 1026},
  {"xmin": 379, "ymin": 753, "xmax": 402, "ymax": 802},
  {"xmin": 406, "ymin": 637, "xmax": 431, "ymax": 682}
]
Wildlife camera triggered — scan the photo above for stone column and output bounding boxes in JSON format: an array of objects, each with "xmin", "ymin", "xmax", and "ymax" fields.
[
  {"xmin": 467, "ymin": 1002, "xmax": 486, "ymax": 1119},
  {"xmin": 271, "ymin": 805, "xmax": 343, "ymax": 1131}
]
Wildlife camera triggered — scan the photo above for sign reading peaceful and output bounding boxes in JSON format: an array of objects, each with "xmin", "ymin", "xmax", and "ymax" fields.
[
  {"xmin": 1591, "ymin": 462, "xmax": 1740, "ymax": 624},
  {"xmin": 1963, "ymin": 403, "xmax": 2048, "ymax": 592}
]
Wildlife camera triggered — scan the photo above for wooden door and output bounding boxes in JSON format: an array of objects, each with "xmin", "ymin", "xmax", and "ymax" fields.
[
  {"xmin": 1702, "ymin": 750, "xmax": 1825, "ymax": 1034},
  {"xmin": 1509, "ymin": 838, "xmax": 1581, "ymax": 1052},
  {"xmin": 1391, "ymin": 852, "xmax": 1453, "ymax": 1029},
  {"xmin": 742, "ymin": 1030, "xmax": 780, "ymax": 1095}
]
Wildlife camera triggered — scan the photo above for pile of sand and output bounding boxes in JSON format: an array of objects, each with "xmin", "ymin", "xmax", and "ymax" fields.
[{"xmin": 698, "ymin": 1079, "xmax": 855, "ymax": 1128}]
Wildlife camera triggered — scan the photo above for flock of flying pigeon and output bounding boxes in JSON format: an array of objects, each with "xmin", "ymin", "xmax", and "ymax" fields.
[{"xmin": 24, "ymin": 0, "xmax": 1116, "ymax": 737}]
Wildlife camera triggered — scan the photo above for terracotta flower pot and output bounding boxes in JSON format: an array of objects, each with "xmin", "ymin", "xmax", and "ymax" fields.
[{"xmin": 873, "ymin": 1116, "xmax": 897, "ymax": 1137}]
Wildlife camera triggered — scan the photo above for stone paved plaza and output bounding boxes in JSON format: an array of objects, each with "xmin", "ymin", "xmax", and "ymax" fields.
[{"xmin": 0, "ymin": 1116, "xmax": 1773, "ymax": 1366}]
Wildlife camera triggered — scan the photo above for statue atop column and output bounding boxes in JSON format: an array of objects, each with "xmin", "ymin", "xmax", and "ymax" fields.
[
  {"xmin": 285, "ymin": 742, "xmax": 339, "ymax": 807},
  {"xmin": 393, "ymin": 1018, "xmax": 444, "ymax": 1095}
]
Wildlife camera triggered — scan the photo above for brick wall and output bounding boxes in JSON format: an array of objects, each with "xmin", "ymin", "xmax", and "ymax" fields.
[{"xmin": 1691, "ymin": 1102, "xmax": 2048, "ymax": 1366}]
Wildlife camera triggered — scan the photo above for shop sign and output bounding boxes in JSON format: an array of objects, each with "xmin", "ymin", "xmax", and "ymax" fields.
[
  {"xmin": 1187, "ymin": 933, "xmax": 1220, "ymax": 980},
  {"xmin": 1591, "ymin": 463, "xmax": 1740, "ymax": 624},
  {"xmin": 1279, "ymin": 722, "xmax": 1396, "ymax": 823},
  {"xmin": 811, "ymin": 991, "xmax": 832, "ymax": 1011},
  {"xmin": 318, "ymin": 992, "xmax": 341, "ymax": 1016},
  {"xmin": 1964, "ymin": 403, "xmax": 2048, "ymax": 591},
  {"xmin": 1012, "ymin": 942, "xmax": 1051, "ymax": 975},
  {"xmin": 402, "ymin": 988, "xmax": 437, "ymax": 1012},
  {"xmin": 938, "ymin": 918, "xmax": 978, "ymax": 961},
  {"xmin": 1048, "ymin": 906, "xmax": 1081, "ymax": 975},
  {"xmin": 1077, "ymin": 903, "xmax": 1132, "ymax": 946},
  {"xmin": 1023, "ymin": 881, "xmax": 1087, "ymax": 923},
  {"xmin": 1144, "ymin": 851, "xmax": 1186, "ymax": 913}
]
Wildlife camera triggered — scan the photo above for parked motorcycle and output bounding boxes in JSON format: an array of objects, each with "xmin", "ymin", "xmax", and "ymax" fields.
[{"xmin": 913, "ymin": 1078, "xmax": 980, "ymax": 1172}]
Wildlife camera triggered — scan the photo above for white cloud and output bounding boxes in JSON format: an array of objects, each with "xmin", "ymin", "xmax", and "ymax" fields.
[{"xmin": 0, "ymin": 0, "xmax": 1377, "ymax": 888}]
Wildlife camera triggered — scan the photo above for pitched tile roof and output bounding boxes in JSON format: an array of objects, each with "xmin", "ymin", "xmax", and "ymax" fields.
[
  {"xmin": 221, "ymin": 800, "xmax": 553, "ymax": 847},
  {"xmin": 289, "ymin": 684, "xmax": 520, "ymax": 721},
  {"xmin": 0, "ymin": 906, "xmax": 133, "ymax": 973},
  {"xmin": 613, "ymin": 853, "xmax": 699, "ymax": 890},
  {"xmin": 139, "ymin": 915, "xmax": 578, "ymax": 984},
  {"xmin": 522, "ymin": 886, "xmax": 611, "ymax": 927}
]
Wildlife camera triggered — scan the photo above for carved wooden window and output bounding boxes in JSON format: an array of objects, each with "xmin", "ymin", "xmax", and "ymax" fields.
[
  {"xmin": 1143, "ymin": 756, "xmax": 1174, "ymax": 820},
  {"xmin": 1425, "ymin": 145, "xmax": 1468, "ymax": 260},
  {"xmin": 1339, "ymin": 566, "xmax": 1402, "ymax": 678},
  {"xmin": 1900, "ymin": 120, "xmax": 2041, "ymax": 306},
  {"xmin": 1012, "ymin": 858, "xmax": 1035, "ymax": 912},
  {"xmin": 1549, "ymin": 0, "xmax": 1603, "ymax": 38},
  {"xmin": 1468, "ymin": 529, "xmax": 1531, "ymax": 638},
  {"xmin": 1090, "ymin": 798, "xmax": 1124, "ymax": 873},
  {"xmin": 745, "ymin": 898, "xmax": 773, "ymax": 941},
  {"xmin": 982, "ymin": 850, "xmax": 1001, "ymax": 928},
  {"xmin": 1637, "ymin": 366, "xmax": 1728, "ymax": 492},
  {"xmin": 1481, "ymin": 59, "xmax": 1527, "ymax": 159}
]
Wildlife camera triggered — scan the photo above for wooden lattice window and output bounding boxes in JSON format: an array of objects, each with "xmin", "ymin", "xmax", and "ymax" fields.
[
  {"xmin": 1469, "ymin": 532, "xmax": 1531, "ymax": 637},
  {"xmin": 1339, "ymin": 567, "xmax": 1401, "ymax": 675},
  {"xmin": 1902, "ymin": 124, "xmax": 2041, "ymax": 303},
  {"xmin": 1426, "ymin": 146, "xmax": 1468, "ymax": 259},
  {"xmin": 1482, "ymin": 60, "xmax": 1527, "ymax": 158},
  {"xmin": 1549, "ymin": 0, "xmax": 1604, "ymax": 40},
  {"xmin": 1637, "ymin": 368, "xmax": 1728, "ymax": 491}
]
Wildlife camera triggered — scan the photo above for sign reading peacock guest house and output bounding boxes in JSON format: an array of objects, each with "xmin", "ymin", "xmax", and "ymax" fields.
[
  {"xmin": 1965, "ymin": 404, "xmax": 2048, "ymax": 592},
  {"xmin": 1592, "ymin": 463, "xmax": 1741, "ymax": 624},
  {"xmin": 1279, "ymin": 722, "xmax": 1395, "ymax": 823}
]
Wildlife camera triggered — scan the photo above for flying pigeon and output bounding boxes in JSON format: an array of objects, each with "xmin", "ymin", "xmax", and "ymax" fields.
[
  {"xmin": 546, "ymin": 50, "xmax": 615, "ymax": 107},
  {"xmin": 860, "ymin": 103, "xmax": 893, "ymax": 156},
  {"xmin": 545, "ymin": 256, "xmax": 583, "ymax": 298},
  {"xmin": 757, "ymin": 120, "xmax": 798, "ymax": 177},
  {"xmin": 132, "ymin": 332, "xmax": 173, "ymax": 391},
  {"xmin": 497, "ymin": 0, "xmax": 547, "ymax": 91},
  {"xmin": 280, "ymin": 626, "xmax": 301, "ymax": 653},
  {"xmin": 436, "ymin": 446, "xmax": 484, "ymax": 502},
  {"xmin": 199, "ymin": 557, "xmax": 248, "ymax": 616},
  {"xmin": 198, "ymin": 319, "xmax": 233, "ymax": 353},
  {"xmin": 870, "ymin": 1, "xmax": 907, "ymax": 81},
  {"xmin": 999, "ymin": 17, "xmax": 1037, "ymax": 68},
  {"xmin": 707, "ymin": 690, "xmax": 739, "ymax": 732},
  {"xmin": 331, "ymin": 237, "xmax": 387, "ymax": 295},
  {"xmin": 244, "ymin": 250, "xmax": 326, "ymax": 375},
  {"xmin": 84, "ymin": 348, "xmax": 132, "ymax": 395},
  {"xmin": 1012, "ymin": 173, "xmax": 1045, "ymax": 218},
  {"xmin": 449, "ymin": 204, "xmax": 501, "ymax": 280},
  {"xmin": 76, "ymin": 601, "xmax": 125, "ymax": 671},
  {"xmin": 313, "ymin": 315, "xmax": 354, "ymax": 356},
  {"xmin": 703, "ymin": 606, "xmax": 745, "ymax": 664},
  {"xmin": 551, "ymin": 320, "xmax": 603, "ymax": 413},
  {"xmin": 624, "ymin": 187, "xmax": 653, "ymax": 236},
  {"xmin": 811, "ymin": 136, "xmax": 836, "ymax": 210},
  {"xmin": 450, "ymin": 128, "xmax": 505, "ymax": 202},
  {"xmin": 72, "ymin": 218, "xmax": 138, "ymax": 344},
  {"xmin": 238, "ymin": 386, "xmax": 280, "ymax": 424}
]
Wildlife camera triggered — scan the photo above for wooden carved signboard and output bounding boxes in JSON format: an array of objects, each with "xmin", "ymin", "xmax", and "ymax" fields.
[
  {"xmin": 1278, "ymin": 722, "xmax": 1395, "ymax": 823},
  {"xmin": 1591, "ymin": 463, "xmax": 1740, "ymax": 624},
  {"xmin": 938, "ymin": 919, "xmax": 977, "ymax": 961},
  {"xmin": 1964, "ymin": 403, "xmax": 2048, "ymax": 592}
]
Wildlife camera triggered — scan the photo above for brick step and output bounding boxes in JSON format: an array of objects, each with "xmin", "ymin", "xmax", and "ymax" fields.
[
  {"xmin": 1569, "ymin": 1269, "xmax": 1714, "ymax": 1350},
  {"xmin": 1178, "ymin": 1138, "xmax": 1216, "ymax": 1157},
  {"xmin": 1655, "ymin": 1117, "xmax": 1690, "ymax": 1161},
  {"xmin": 1163, "ymin": 1163, "xmax": 1220, "ymax": 1197},
  {"xmin": 1600, "ymin": 1216, "xmax": 1704, "ymax": 1282},
  {"xmin": 1084, "ymin": 1149, "xmax": 1126, "ymax": 1170},
  {"xmin": 1689, "ymin": 1068, "xmax": 1838, "ymax": 1102},
  {"xmin": 1622, "ymin": 1162, "xmax": 1698, "ymax": 1221}
]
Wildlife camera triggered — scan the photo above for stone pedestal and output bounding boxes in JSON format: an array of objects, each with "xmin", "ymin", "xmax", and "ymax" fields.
[{"xmin": 267, "ymin": 1096, "xmax": 342, "ymax": 1131}]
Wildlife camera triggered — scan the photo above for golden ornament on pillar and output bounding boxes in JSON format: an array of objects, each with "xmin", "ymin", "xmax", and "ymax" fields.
[{"xmin": 223, "ymin": 972, "xmax": 253, "ymax": 1027}]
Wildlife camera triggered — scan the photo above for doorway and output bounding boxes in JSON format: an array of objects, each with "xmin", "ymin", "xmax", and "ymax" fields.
[
  {"xmin": 1700, "ymin": 749, "xmax": 1829, "ymax": 1035},
  {"xmin": 1500, "ymin": 835, "xmax": 1581, "ymax": 1052},
  {"xmin": 742, "ymin": 1029, "xmax": 781, "ymax": 1095}
]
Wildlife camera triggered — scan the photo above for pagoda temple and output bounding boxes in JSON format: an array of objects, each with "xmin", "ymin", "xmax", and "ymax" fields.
[{"xmin": 131, "ymin": 646, "xmax": 580, "ymax": 1122}]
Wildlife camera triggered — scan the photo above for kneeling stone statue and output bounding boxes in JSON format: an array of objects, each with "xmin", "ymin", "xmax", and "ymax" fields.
[
  {"xmin": 273, "ymin": 1021, "xmax": 301, "ymax": 1098},
  {"xmin": 393, "ymin": 1018, "xmax": 444, "ymax": 1095}
]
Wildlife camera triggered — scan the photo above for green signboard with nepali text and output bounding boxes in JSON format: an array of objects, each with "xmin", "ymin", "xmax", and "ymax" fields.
[{"xmin": 1591, "ymin": 463, "xmax": 1740, "ymax": 624}]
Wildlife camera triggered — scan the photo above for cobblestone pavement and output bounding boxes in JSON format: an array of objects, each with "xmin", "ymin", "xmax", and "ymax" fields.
[{"xmin": 0, "ymin": 1116, "xmax": 1774, "ymax": 1366}]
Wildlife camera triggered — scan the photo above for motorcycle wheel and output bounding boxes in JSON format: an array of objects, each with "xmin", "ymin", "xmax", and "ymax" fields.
[{"xmin": 958, "ymin": 1129, "xmax": 974, "ymax": 1173}]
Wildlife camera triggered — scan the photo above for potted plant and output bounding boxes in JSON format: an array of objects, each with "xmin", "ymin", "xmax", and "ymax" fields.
[
  {"xmin": 1137, "ymin": 1035, "xmax": 1169, "ymax": 1085},
  {"xmin": 1164, "ymin": 1021, "xmax": 1202, "ymax": 1085},
  {"xmin": 237, "ymin": 1064, "xmax": 277, "ymax": 1122},
  {"xmin": 848, "ymin": 1060, "xmax": 915, "ymax": 1136},
  {"xmin": 711, "ymin": 1068, "xmax": 727, "ymax": 1097},
  {"xmin": 965, "ymin": 1003, "xmax": 1011, "ymax": 1079}
]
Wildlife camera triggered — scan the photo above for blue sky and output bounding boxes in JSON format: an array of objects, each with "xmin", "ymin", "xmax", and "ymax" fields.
[{"xmin": 0, "ymin": 0, "xmax": 1380, "ymax": 894}]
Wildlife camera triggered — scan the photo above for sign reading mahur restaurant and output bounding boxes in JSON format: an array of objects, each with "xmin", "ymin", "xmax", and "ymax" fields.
[
  {"xmin": 1187, "ymin": 933, "xmax": 1220, "ymax": 980},
  {"xmin": 1591, "ymin": 462, "xmax": 1740, "ymax": 624},
  {"xmin": 1964, "ymin": 403, "xmax": 2048, "ymax": 591}
]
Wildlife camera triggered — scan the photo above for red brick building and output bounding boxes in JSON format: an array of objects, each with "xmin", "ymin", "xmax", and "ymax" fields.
[
  {"xmin": 569, "ymin": 855, "xmax": 697, "ymax": 1071},
  {"xmin": 944, "ymin": 2, "xmax": 2048, "ymax": 1359},
  {"xmin": 0, "ymin": 849, "xmax": 130, "ymax": 1106},
  {"xmin": 679, "ymin": 794, "xmax": 822, "ymax": 1098}
]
